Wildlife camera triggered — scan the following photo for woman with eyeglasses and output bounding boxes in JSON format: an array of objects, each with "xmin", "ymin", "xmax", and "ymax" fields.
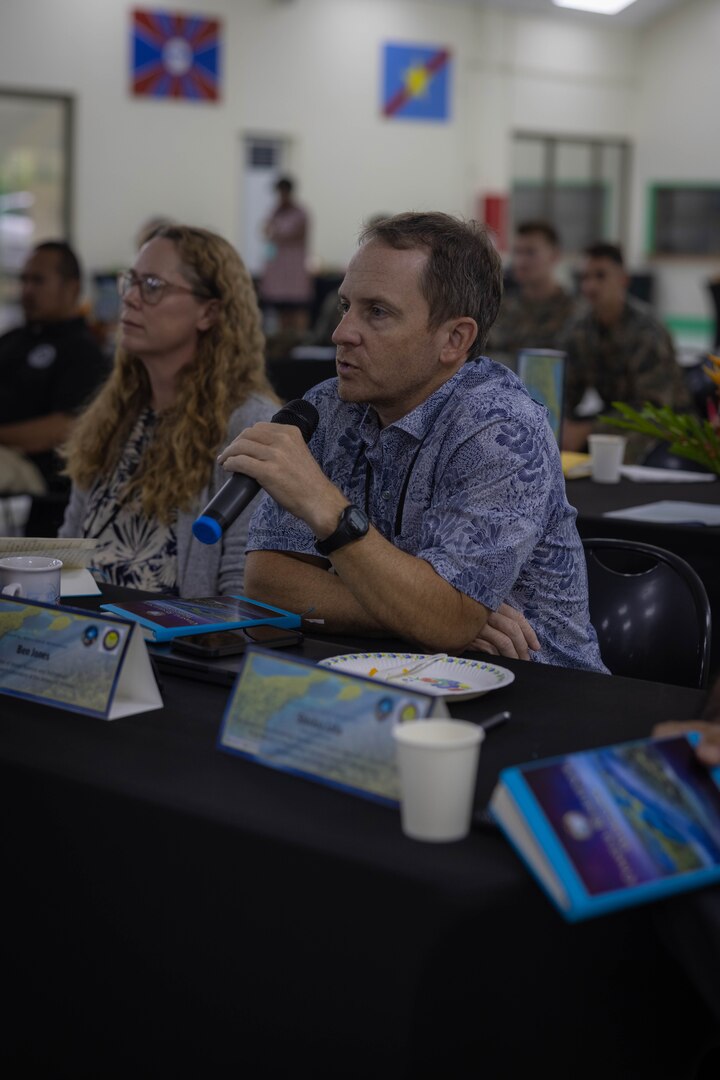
[{"xmin": 59, "ymin": 225, "xmax": 278, "ymax": 595}]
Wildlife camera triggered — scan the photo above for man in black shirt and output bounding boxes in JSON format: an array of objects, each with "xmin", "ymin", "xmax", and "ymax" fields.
[{"xmin": 0, "ymin": 241, "xmax": 108, "ymax": 493}]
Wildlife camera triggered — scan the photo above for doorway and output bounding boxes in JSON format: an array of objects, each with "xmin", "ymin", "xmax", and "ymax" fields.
[{"xmin": 239, "ymin": 134, "xmax": 291, "ymax": 278}]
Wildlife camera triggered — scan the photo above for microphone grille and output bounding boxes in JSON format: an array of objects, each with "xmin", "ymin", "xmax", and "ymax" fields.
[{"xmin": 271, "ymin": 398, "xmax": 320, "ymax": 443}]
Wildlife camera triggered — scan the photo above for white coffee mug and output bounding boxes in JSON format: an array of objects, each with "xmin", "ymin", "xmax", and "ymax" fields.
[{"xmin": 0, "ymin": 556, "xmax": 63, "ymax": 605}]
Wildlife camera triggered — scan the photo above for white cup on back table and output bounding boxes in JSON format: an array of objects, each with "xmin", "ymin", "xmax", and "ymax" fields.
[
  {"xmin": 588, "ymin": 434, "xmax": 626, "ymax": 484},
  {"xmin": 0, "ymin": 556, "xmax": 63, "ymax": 605}
]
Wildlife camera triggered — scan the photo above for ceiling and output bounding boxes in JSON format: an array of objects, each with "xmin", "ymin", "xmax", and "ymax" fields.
[{"xmin": 473, "ymin": 0, "xmax": 689, "ymax": 27}]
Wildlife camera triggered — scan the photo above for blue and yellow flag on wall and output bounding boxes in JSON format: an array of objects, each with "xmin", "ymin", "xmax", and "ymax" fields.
[
  {"xmin": 131, "ymin": 8, "xmax": 222, "ymax": 101},
  {"xmin": 382, "ymin": 42, "xmax": 451, "ymax": 121}
]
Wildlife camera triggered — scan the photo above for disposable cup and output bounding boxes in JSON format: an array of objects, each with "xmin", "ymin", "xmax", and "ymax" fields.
[
  {"xmin": 392, "ymin": 719, "xmax": 484, "ymax": 842},
  {"xmin": 588, "ymin": 434, "xmax": 626, "ymax": 484},
  {"xmin": 0, "ymin": 555, "xmax": 63, "ymax": 605}
]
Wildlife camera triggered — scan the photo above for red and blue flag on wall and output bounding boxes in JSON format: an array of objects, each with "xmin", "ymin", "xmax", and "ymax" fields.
[
  {"xmin": 382, "ymin": 42, "xmax": 451, "ymax": 121},
  {"xmin": 131, "ymin": 8, "xmax": 222, "ymax": 101}
]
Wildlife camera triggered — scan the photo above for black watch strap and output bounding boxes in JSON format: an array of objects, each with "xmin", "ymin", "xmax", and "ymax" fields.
[{"xmin": 315, "ymin": 504, "xmax": 369, "ymax": 557}]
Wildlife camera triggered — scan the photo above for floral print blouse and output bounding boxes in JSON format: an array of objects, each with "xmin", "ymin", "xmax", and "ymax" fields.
[{"xmin": 81, "ymin": 409, "xmax": 178, "ymax": 592}]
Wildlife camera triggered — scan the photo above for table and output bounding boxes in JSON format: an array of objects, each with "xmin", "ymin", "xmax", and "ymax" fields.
[
  {"xmin": 567, "ymin": 476, "xmax": 720, "ymax": 677},
  {"xmin": 567, "ymin": 475, "xmax": 719, "ymax": 556},
  {"xmin": 0, "ymin": 603, "xmax": 716, "ymax": 1079}
]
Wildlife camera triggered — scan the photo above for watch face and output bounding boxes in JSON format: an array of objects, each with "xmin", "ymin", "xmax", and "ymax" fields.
[{"xmin": 346, "ymin": 506, "xmax": 368, "ymax": 537}]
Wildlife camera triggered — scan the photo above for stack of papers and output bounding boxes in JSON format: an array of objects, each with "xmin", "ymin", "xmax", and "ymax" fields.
[
  {"xmin": 604, "ymin": 501, "xmax": 720, "ymax": 526},
  {"xmin": 620, "ymin": 465, "xmax": 716, "ymax": 484}
]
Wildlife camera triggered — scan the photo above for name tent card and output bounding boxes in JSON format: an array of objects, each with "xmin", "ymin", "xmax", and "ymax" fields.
[
  {"xmin": 0, "ymin": 596, "xmax": 162, "ymax": 720},
  {"xmin": 218, "ymin": 648, "xmax": 448, "ymax": 805}
]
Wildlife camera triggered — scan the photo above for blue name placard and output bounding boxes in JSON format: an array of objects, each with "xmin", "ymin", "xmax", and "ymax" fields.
[
  {"xmin": 0, "ymin": 596, "xmax": 162, "ymax": 720},
  {"xmin": 217, "ymin": 648, "xmax": 447, "ymax": 805}
]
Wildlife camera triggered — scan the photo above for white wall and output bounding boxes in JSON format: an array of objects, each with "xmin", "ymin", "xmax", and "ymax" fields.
[
  {"xmin": 0, "ymin": 0, "xmax": 640, "ymax": 271},
  {"xmin": 0, "ymin": 0, "xmax": 716, "ymax": 333},
  {"xmin": 633, "ymin": 0, "xmax": 720, "ymax": 333},
  {"xmin": 237, "ymin": 0, "xmax": 481, "ymax": 268}
]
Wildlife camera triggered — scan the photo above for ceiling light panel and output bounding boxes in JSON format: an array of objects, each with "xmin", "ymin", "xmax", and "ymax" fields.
[{"xmin": 553, "ymin": 0, "xmax": 638, "ymax": 14}]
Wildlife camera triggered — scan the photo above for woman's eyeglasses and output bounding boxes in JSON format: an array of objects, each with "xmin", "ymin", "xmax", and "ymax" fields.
[{"xmin": 117, "ymin": 270, "xmax": 212, "ymax": 306}]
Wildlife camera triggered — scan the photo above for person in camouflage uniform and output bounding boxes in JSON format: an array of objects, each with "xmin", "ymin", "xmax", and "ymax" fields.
[
  {"xmin": 488, "ymin": 221, "xmax": 578, "ymax": 363},
  {"xmin": 562, "ymin": 242, "xmax": 691, "ymax": 463}
]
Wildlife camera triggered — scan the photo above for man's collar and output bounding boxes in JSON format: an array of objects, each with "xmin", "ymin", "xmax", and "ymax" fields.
[{"xmin": 357, "ymin": 359, "xmax": 484, "ymax": 445}]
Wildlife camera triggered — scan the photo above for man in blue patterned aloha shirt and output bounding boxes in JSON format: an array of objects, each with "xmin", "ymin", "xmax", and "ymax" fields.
[{"xmin": 220, "ymin": 212, "xmax": 605, "ymax": 672}]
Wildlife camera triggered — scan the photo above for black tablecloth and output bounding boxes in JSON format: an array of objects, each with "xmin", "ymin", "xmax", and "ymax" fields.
[
  {"xmin": 0, "ymin": 590, "xmax": 716, "ymax": 1078},
  {"xmin": 567, "ymin": 475, "xmax": 720, "ymax": 557}
]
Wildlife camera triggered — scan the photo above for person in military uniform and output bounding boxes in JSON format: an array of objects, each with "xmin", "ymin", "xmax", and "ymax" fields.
[
  {"xmin": 487, "ymin": 220, "xmax": 578, "ymax": 365},
  {"xmin": 561, "ymin": 242, "xmax": 691, "ymax": 462},
  {"xmin": 0, "ymin": 241, "xmax": 108, "ymax": 493}
]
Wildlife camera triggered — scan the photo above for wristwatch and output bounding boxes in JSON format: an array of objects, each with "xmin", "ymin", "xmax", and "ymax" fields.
[{"xmin": 315, "ymin": 504, "xmax": 369, "ymax": 557}]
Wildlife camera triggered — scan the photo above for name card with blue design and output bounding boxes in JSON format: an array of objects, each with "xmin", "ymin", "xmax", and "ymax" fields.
[
  {"xmin": 0, "ymin": 597, "xmax": 162, "ymax": 720},
  {"xmin": 218, "ymin": 648, "xmax": 448, "ymax": 805}
]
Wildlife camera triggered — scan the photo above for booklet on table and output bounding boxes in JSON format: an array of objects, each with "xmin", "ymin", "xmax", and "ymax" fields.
[{"xmin": 490, "ymin": 734, "xmax": 720, "ymax": 921}]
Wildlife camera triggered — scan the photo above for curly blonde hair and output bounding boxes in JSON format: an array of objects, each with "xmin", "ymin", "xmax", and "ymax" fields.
[{"xmin": 63, "ymin": 225, "xmax": 277, "ymax": 523}]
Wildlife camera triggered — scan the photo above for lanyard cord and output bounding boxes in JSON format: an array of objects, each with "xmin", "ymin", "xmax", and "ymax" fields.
[
  {"xmin": 363, "ymin": 434, "xmax": 428, "ymax": 539},
  {"xmin": 361, "ymin": 379, "xmax": 462, "ymax": 538}
]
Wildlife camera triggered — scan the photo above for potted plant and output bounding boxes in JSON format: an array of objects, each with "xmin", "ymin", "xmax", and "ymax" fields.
[{"xmin": 602, "ymin": 354, "xmax": 720, "ymax": 475}]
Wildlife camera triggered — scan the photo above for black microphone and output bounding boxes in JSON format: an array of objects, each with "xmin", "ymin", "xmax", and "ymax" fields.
[{"xmin": 192, "ymin": 398, "xmax": 319, "ymax": 545}]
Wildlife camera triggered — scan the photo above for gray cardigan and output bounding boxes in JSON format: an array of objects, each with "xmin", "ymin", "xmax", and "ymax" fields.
[{"xmin": 59, "ymin": 393, "xmax": 277, "ymax": 597}]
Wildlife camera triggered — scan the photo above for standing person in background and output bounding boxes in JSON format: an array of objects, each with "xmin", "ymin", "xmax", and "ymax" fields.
[
  {"xmin": 0, "ymin": 241, "xmax": 108, "ymax": 494},
  {"xmin": 487, "ymin": 221, "xmax": 578, "ymax": 365},
  {"xmin": 260, "ymin": 176, "xmax": 313, "ymax": 333},
  {"xmin": 60, "ymin": 225, "xmax": 277, "ymax": 596},
  {"xmin": 562, "ymin": 242, "xmax": 691, "ymax": 461}
]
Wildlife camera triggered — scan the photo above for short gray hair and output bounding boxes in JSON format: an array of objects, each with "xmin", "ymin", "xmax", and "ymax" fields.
[{"xmin": 359, "ymin": 211, "xmax": 503, "ymax": 354}]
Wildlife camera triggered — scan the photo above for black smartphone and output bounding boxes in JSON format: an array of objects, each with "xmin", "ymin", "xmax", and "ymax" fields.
[{"xmin": 172, "ymin": 625, "xmax": 303, "ymax": 659}]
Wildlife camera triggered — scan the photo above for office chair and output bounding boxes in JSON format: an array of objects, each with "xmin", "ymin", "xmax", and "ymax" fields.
[{"xmin": 582, "ymin": 538, "xmax": 711, "ymax": 689}]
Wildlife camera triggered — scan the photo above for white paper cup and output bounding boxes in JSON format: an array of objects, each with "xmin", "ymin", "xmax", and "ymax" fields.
[
  {"xmin": 588, "ymin": 434, "xmax": 626, "ymax": 484},
  {"xmin": 392, "ymin": 719, "xmax": 484, "ymax": 842},
  {"xmin": 0, "ymin": 555, "xmax": 63, "ymax": 605}
]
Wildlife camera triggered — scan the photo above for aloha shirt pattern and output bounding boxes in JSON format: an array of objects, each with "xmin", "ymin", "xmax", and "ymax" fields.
[{"xmin": 248, "ymin": 358, "xmax": 606, "ymax": 673}]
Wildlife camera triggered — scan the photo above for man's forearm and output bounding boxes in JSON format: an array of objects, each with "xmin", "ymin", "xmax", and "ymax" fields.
[
  {"xmin": 247, "ymin": 529, "xmax": 489, "ymax": 653},
  {"xmin": 222, "ymin": 423, "xmax": 489, "ymax": 651},
  {"xmin": 329, "ymin": 528, "xmax": 488, "ymax": 651},
  {"xmin": 0, "ymin": 412, "xmax": 74, "ymax": 454},
  {"xmin": 245, "ymin": 551, "xmax": 389, "ymax": 636}
]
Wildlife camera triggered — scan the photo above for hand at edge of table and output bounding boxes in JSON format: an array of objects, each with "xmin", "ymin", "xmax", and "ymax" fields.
[
  {"xmin": 653, "ymin": 721, "xmax": 720, "ymax": 767},
  {"xmin": 468, "ymin": 603, "xmax": 541, "ymax": 661}
]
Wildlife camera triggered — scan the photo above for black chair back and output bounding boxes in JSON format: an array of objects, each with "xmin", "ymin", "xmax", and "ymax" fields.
[{"xmin": 582, "ymin": 538, "xmax": 711, "ymax": 689}]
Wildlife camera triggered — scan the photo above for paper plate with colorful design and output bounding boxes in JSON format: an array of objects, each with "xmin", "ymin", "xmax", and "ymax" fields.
[{"xmin": 317, "ymin": 652, "xmax": 514, "ymax": 701}]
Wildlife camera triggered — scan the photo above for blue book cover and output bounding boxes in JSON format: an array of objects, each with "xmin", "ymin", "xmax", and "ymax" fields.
[
  {"xmin": 490, "ymin": 734, "xmax": 720, "ymax": 921},
  {"xmin": 100, "ymin": 595, "xmax": 300, "ymax": 642}
]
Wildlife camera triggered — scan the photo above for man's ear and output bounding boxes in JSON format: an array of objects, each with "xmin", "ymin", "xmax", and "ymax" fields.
[
  {"xmin": 439, "ymin": 317, "xmax": 478, "ymax": 365},
  {"xmin": 197, "ymin": 298, "xmax": 220, "ymax": 332}
]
